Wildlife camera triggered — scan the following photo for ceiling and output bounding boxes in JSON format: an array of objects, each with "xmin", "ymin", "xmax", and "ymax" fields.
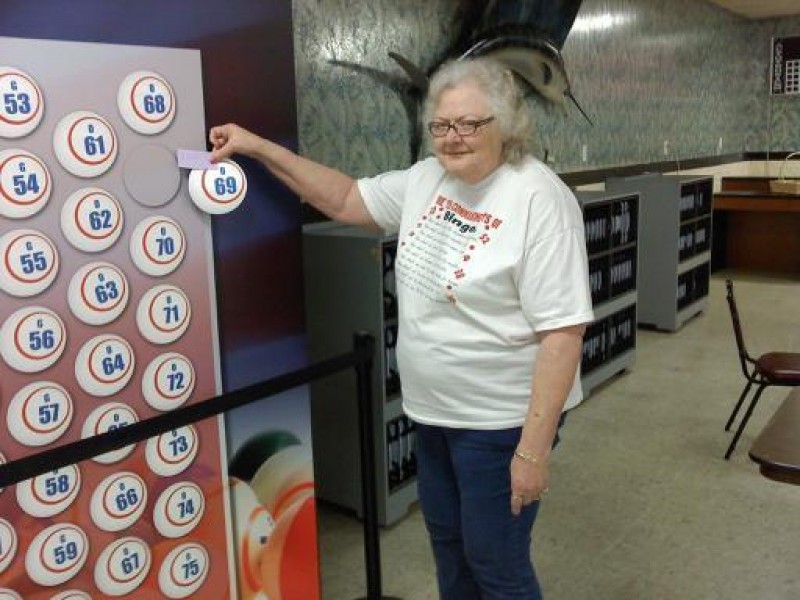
[{"xmin": 706, "ymin": 0, "xmax": 800, "ymax": 19}]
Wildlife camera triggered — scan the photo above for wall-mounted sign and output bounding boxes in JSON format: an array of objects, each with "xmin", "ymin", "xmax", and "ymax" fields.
[{"xmin": 771, "ymin": 36, "xmax": 800, "ymax": 95}]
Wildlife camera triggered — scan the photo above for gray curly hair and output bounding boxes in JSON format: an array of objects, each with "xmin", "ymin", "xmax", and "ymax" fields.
[{"xmin": 422, "ymin": 57, "xmax": 534, "ymax": 165}]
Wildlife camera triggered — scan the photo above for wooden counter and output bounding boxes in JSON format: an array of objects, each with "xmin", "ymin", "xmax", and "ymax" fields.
[
  {"xmin": 713, "ymin": 179, "xmax": 800, "ymax": 275},
  {"xmin": 719, "ymin": 176, "xmax": 798, "ymax": 194}
]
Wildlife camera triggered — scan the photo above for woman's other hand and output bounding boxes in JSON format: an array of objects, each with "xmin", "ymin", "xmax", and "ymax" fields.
[{"xmin": 510, "ymin": 455, "xmax": 549, "ymax": 516}]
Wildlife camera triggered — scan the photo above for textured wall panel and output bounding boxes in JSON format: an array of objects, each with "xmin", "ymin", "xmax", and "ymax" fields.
[{"xmin": 293, "ymin": 0, "xmax": 800, "ymax": 175}]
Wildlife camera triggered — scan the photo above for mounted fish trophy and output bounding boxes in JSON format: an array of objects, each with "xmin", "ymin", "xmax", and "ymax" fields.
[{"xmin": 331, "ymin": 0, "xmax": 591, "ymax": 162}]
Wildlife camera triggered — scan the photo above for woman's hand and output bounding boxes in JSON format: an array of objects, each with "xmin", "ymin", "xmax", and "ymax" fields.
[
  {"xmin": 206, "ymin": 122, "xmax": 375, "ymax": 228},
  {"xmin": 208, "ymin": 123, "xmax": 265, "ymax": 163},
  {"xmin": 510, "ymin": 454, "xmax": 549, "ymax": 516}
]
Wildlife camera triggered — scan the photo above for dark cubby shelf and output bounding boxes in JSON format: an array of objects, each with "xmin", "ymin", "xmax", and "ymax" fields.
[
  {"xmin": 576, "ymin": 190, "xmax": 640, "ymax": 398},
  {"xmin": 606, "ymin": 174, "xmax": 713, "ymax": 331},
  {"xmin": 303, "ymin": 223, "xmax": 416, "ymax": 526}
]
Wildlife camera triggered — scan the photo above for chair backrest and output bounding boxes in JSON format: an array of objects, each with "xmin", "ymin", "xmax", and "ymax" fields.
[{"xmin": 725, "ymin": 279, "xmax": 751, "ymax": 377}]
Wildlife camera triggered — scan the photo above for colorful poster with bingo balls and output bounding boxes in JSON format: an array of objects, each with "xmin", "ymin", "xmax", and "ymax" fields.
[{"xmin": 0, "ymin": 36, "xmax": 254, "ymax": 598}]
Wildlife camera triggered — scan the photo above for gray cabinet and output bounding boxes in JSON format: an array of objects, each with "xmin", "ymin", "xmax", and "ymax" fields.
[
  {"xmin": 576, "ymin": 190, "xmax": 639, "ymax": 397},
  {"xmin": 606, "ymin": 174, "xmax": 712, "ymax": 331},
  {"xmin": 302, "ymin": 222, "xmax": 416, "ymax": 526}
]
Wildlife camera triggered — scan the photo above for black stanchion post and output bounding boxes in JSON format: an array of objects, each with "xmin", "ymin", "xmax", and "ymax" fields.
[{"xmin": 353, "ymin": 332, "xmax": 402, "ymax": 600}]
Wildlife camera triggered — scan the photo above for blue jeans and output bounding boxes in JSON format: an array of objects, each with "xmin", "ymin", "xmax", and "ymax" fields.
[{"xmin": 416, "ymin": 420, "xmax": 565, "ymax": 600}]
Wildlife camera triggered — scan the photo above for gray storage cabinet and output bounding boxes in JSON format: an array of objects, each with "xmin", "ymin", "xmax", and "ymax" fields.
[
  {"xmin": 576, "ymin": 190, "xmax": 640, "ymax": 397},
  {"xmin": 302, "ymin": 222, "xmax": 416, "ymax": 526},
  {"xmin": 606, "ymin": 174, "xmax": 712, "ymax": 331}
]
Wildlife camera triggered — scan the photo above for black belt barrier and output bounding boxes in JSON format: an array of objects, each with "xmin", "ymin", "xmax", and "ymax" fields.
[{"xmin": 0, "ymin": 331, "xmax": 401, "ymax": 600}]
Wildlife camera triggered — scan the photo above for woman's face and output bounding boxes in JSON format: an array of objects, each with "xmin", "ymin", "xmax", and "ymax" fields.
[{"xmin": 430, "ymin": 81, "xmax": 503, "ymax": 185}]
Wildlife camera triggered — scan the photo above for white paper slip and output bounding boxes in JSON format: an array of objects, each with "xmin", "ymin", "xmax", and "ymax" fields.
[{"xmin": 176, "ymin": 149, "xmax": 219, "ymax": 170}]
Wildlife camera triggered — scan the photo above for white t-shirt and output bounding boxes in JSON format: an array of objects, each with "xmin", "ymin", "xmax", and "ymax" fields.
[{"xmin": 358, "ymin": 156, "xmax": 594, "ymax": 429}]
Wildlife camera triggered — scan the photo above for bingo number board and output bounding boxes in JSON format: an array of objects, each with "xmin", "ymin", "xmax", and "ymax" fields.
[{"xmin": 0, "ymin": 37, "xmax": 235, "ymax": 598}]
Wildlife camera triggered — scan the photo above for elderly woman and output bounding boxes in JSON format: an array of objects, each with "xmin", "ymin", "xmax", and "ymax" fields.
[{"xmin": 210, "ymin": 57, "xmax": 592, "ymax": 599}]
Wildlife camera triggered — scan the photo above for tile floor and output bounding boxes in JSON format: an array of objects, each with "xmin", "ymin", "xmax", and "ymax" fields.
[{"xmin": 316, "ymin": 271, "xmax": 800, "ymax": 599}]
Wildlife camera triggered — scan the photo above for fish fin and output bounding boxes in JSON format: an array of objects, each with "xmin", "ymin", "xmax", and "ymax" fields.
[
  {"xmin": 388, "ymin": 51, "xmax": 429, "ymax": 92},
  {"xmin": 566, "ymin": 91, "xmax": 594, "ymax": 126}
]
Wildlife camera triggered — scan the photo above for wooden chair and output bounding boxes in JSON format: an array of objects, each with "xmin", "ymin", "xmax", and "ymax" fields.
[{"xmin": 724, "ymin": 279, "xmax": 800, "ymax": 459}]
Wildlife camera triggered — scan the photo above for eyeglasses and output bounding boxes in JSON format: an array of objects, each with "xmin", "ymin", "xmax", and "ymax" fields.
[{"xmin": 427, "ymin": 116, "xmax": 495, "ymax": 138}]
